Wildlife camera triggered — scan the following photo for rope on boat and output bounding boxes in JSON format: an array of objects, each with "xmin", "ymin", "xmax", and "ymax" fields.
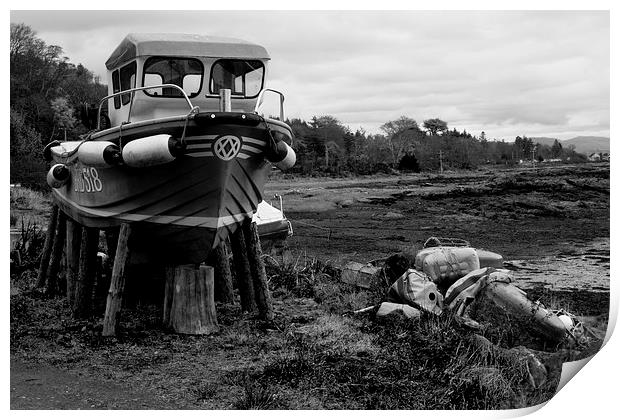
[{"xmin": 179, "ymin": 106, "xmax": 200, "ymax": 146}]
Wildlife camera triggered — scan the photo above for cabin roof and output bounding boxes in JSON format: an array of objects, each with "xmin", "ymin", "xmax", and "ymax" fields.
[{"xmin": 105, "ymin": 33, "xmax": 270, "ymax": 70}]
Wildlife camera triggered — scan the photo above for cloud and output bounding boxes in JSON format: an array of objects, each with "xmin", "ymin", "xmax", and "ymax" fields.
[{"xmin": 10, "ymin": 10, "xmax": 609, "ymax": 140}]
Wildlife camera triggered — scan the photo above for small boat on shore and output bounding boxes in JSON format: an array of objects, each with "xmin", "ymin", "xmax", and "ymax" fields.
[{"xmin": 45, "ymin": 33, "xmax": 296, "ymax": 264}]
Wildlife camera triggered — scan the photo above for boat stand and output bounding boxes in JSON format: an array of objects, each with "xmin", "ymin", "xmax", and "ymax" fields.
[{"xmin": 36, "ymin": 208, "xmax": 274, "ymax": 336}]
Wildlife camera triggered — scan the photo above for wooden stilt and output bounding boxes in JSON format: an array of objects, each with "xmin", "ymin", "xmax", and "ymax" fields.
[
  {"xmin": 36, "ymin": 205, "xmax": 59, "ymax": 288},
  {"xmin": 245, "ymin": 221, "xmax": 274, "ymax": 321},
  {"xmin": 65, "ymin": 218, "xmax": 82, "ymax": 305},
  {"xmin": 73, "ymin": 226, "xmax": 99, "ymax": 318},
  {"xmin": 44, "ymin": 211, "xmax": 66, "ymax": 296},
  {"xmin": 102, "ymin": 223, "xmax": 132, "ymax": 336},
  {"xmin": 163, "ymin": 265, "xmax": 175, "ymax": 326},
  {"xmin": 105, "ymin": 227, "xmax": 120, "ymax": 267},
  {"xmin": 230, "ymin": 225, "xmax": 256, "ymax": 313},
  {"xmin": 163, "ymin": 264, "xmax": 219, "ymax": 335},
  {"xmin": 212, "ymin": 241, "xmax": 234, "ymax": 303}
]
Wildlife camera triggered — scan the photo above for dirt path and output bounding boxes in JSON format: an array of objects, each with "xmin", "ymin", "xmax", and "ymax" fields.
[{"xmin": 10, "ymin": 357, "xmax": 167, "ymax": 409}]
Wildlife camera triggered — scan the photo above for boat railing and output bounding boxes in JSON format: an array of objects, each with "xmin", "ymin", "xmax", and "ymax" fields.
[
  {"xmin": 96, "ymin": 84, "xmax": 198, "ymax": 130},
  {"xmin": 254, "ymin": 89, "xmax": 285, "ymax": 122}
]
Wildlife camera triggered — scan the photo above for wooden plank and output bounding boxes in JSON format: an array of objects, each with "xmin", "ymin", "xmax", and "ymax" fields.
[
  {"xmin": 73, "ymin": 226, "xmax": 99, "ymax": 318},
  {"xmin": 230, "ymin": 224, "xmax": 256, "ymax": 313},
  {"xmin": 212, "ymin": 241, "xmax": 234, "ymax": 303},
  {"xmin": 44, "ymin": 211, "xmax": 66, "ymax": 296},
  {"xmin": 163, "ymin": 265, "xmax": 175, "ymax": 325},
  {"xmin": 36, "ymin": 205, "xmax": 59, "ymax": 288},
  {"xmin": 65, "ymin": 218, "xmax": 82, "ymax": 305},
  {"xmin": 103, "ymin": 223, "xmax": 132, "ymax": 336},
  {"xmin": 245, "ymin": 221, "xmax": 274, "ymax": 321},
  {"xmin": 105, "ymin": 227, "xmax": 120, "ymax": 267}
]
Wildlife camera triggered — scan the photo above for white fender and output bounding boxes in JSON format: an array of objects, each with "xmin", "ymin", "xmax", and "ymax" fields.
[
  {"xmin": 46, "ymin": 164, "xmax": 70, "ymax": 189},
  {"xmin": 77, "ymin": 141, "xmax": 121, "ymax": 168},
  {"xmin": 122, "ymin": 135, "xmax": 184, "ymax": 168},
  {"xmin": 270, "ymin": 141, "xmax": 296, "ymax": 171}
]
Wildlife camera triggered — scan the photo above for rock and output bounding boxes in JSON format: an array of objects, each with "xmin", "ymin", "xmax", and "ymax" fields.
[
  {"xmin": 375, "ymin": 302, "xmax": 421, "ymax": 321},
  {"xmin": 372, "ymin": 211, "xmax": 404, "ymax": 220},
  {"xmin": 337, "ymin": 199, "xmax": 354, "ymax": 208}
]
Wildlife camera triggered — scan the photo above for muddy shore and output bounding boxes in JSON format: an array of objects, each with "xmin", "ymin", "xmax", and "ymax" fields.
[{"xmin": 266, "ymin": 163, "xmax": 610, "ymax": 311}]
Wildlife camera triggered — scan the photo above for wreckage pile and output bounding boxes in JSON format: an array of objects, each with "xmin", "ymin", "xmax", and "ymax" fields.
[{"xmin": 348, "ymin": 237, "xmax": 590, "ymax": 351}]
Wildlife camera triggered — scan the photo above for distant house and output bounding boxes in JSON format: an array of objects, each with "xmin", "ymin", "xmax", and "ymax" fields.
[{"xmin": 588, "ymin": 152, "xmax": 610, "ymax": 162}]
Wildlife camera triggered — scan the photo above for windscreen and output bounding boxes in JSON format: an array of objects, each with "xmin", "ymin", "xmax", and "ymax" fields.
[{"xmin": 209, "ymin": 60, "xmax": 264, "ymax": 98}]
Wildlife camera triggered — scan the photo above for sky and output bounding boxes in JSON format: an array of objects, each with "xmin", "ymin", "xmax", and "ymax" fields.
[{"xmin": 9, "ymin": 9, "xmax": 610, "ymax": 141}]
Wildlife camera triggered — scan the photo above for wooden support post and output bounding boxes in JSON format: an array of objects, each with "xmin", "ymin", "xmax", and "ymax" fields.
[
  {"xmin": 230, "ymin": 225, "xmax": 256, "ymax": 313},
  {"xmin": 36, "ymin": 205, "xmax": 59, "ymax": 288},
  {"xmin": 102, "ymin": 223, "xmax": 132, "ymax": 336},
  {"xmin": 105, "ymin": 227, "xmax": 120, "ymax": 267},
  {"xmin": 163, "ymin": 266, "xmax": 175, "ymax": 326},
  {"xmin": 163, "ymin": 264, "xmax": 219, "ymax": 335},
  {"xmin": 44, "ymin": 211, "xmax": 66, "ymax": 296},
  {"xmin": 73, "ymin": 226, "xmax": 99, "ymax": 318},
  {"xmin": 65, "ymin": 218, "xmax": 82, "ymax": 305},
  {"xmin": 212, "ymin": 241, "xmax": 234, "ymax": 303},
  {"xmin": 245, "ymin": 221, "xmax": 274, "ymax": 321}
]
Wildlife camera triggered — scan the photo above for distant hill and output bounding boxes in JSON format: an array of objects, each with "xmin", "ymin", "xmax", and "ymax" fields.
[
  {"xmin": 562, "ymin": 136, "xmax": 609, "ymax": 154},
  {"xmin": 532, "ymin": 136, "xmax": 609, "ymax": 155},
  {"xmin": 532, "ymin": 137, "xmax": 560, "ymax": 147}
]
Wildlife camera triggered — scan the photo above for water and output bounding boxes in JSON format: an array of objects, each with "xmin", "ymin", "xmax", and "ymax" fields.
[{"xmin": 506, "ymin": 238, "xmax": 610, "ymax": 292}]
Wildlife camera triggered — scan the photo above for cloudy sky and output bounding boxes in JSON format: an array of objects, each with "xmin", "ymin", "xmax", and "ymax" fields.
[{"xmin": 10, "ymin": 9, "xmax": 610, "ymax": 140}]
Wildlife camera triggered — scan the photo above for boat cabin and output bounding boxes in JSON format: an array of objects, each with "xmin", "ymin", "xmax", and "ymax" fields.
[{"xmin": 104, "ymin": 33, "xmax": 271, "ymax": 127}]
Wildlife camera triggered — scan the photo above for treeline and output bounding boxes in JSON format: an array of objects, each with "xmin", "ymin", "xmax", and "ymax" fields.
[
  {"xmin": 10, "ymin": 23, "xmax": 587, "ymax": 188},
  {"xmin": 10, "ymin": 23, "xmax": 106, "ymax": 188},
  {"xmin": 286, "ymin": 116, "xmax": 586, "ymax": 176}
]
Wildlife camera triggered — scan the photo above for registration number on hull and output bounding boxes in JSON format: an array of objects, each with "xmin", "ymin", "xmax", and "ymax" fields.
[{"xmin": 72, "ymin": 165, "xmax": 103, "ymax": 193}]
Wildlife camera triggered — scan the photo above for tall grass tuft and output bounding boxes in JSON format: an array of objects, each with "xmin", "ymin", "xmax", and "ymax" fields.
[{"xmin": 232, "ymin": 372, "xmax": 284, "ymax": 409}]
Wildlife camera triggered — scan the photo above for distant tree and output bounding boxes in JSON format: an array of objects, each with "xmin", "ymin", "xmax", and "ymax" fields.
[
  {"xmin": 50, "ymin": 96, "xmax": 77, "ymax": 141},
  {"xmin": 398, "ymin": 152, "xmax": 420, "ymax": 172},
  {"xmin": 10, "ymin": 109, "xmax": 46, "ymax": 188},
  {"xmin": 423, "ymin": 118, "xmax": 448, "ymax": 136},
  {"xmin": 551, "ymin": 139, "xmax": 563, "ymax": 158},
  {"xmin": 10, "ymin": 23, "xmax": 109, "ymax": 186},
  {"xmin": 380, "ymin": 116, "xmax": 424, "ymax": 167}
]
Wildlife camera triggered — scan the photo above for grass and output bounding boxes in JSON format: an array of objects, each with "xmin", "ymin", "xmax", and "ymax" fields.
[
  {"xmin": 10, "ymin": 186, "xmax": 52, "ymax": 228},
  {"xmin": 9, "ymin": 230, "xmax": 605, "ymax": 409}
]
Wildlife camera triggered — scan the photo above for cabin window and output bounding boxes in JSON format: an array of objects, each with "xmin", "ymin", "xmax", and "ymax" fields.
[
  {"xmin": 209, "ymin": 60, "xmax": 264, "ymax": 98},
  {"xmin": 120, "ymin": 61, "xmax": 137, "ymax": 105},
  {"xmin": 142, "ymin": 57, "xmax": 203, "ymax": 98},
  {"xmin": 112, "ymin": 69, "xmax": 121, "ymax": 109}
]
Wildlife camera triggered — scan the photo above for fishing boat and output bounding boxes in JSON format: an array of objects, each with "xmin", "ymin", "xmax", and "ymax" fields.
[{"xmin": 44, "ymin": 33, "xmax": 296, "ymax": 264}]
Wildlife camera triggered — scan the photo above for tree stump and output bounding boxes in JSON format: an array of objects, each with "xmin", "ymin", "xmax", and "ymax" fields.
[
  {"xmin": 244, "ymin": 221, "xmax": 274, "ymax": 321},
  {"xmin": 211, "ymin": 241, "xmax": 234, "ymax": 303},
  {"xmin": 163, "ymin": 264, "xmax": 219, "ymax": 335},
  {"xmin": 65, "ymin": 217, "xmax": 82, "ymax": 305},
  {"xmin": 36, "ymin": 205, "xmax": 59, "ymax": 288},
  {"xmin": 44, "ymin": 211, "xmax": 66, "ymax": 296},
  {"xmin": 102, "ymin": 223, "xmax": 132, "ymax": 336},
  {"xmin": 230, "ymin": 225, "xmax": 256, "ymax": 313},
  {"xmin": 73, "ymin": 226, "xmax": 99, "ymax": 318}
]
